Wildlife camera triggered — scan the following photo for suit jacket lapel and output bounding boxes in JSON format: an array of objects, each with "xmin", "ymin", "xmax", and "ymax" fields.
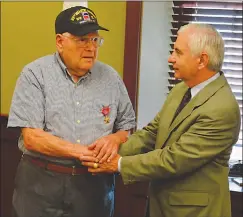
[
  {"xmin": 160, "ymin": 74, "xmax": 227, "ymax": 148},
  {"xmin": 166, "ymin": 85, "xmax": 188, "ymax": 128},
  {"xmin": 155, "ymin": 84, "xmax": 188, "ymax": 147}
]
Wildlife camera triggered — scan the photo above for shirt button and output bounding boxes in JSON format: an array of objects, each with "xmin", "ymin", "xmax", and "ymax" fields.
[
  {"xmin": 77, "ymin": 139, "xmax": 80, "ymax": 143},
  {"xmin": 76, "ymin": 102, "xmax": 80, "ymax": 105},
  {"xmin": 77, "ymin": 120, "xmax": 80, "ymax": 124}
]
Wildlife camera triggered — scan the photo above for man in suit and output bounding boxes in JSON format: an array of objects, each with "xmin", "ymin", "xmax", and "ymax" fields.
[{"xmin": 82, "ymin": 23, "xmax": 241, "ymax": 217}]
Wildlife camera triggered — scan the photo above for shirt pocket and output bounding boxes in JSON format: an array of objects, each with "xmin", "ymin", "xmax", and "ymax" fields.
[{"xmin": 92, "ymin": 102, "xmax": 118, "ymax": 126}]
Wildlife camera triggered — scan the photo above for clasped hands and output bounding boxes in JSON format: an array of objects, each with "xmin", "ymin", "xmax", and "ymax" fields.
[{"xmin": 77, "ymin": 134, "xmax": 120, "ymax": 174}]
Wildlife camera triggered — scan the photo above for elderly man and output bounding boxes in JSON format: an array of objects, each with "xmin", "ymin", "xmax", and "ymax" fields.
[
  {"xmin": 83, "ymin": 23, "xmax": 241, "ymax": 217},
  {"xmin": 8, "ymin": 6, "xmax": 135, "ymax": 217}
]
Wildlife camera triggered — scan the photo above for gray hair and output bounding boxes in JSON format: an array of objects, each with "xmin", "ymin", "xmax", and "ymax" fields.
[{"xmin": 178, "ymin": 23, "xmax": 225, "ymax": 72}]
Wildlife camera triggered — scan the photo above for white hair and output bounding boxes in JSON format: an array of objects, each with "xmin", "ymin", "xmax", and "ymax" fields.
[{"xmin": 178, "ymin": 23, "xmax": 225, "ymax": 72}]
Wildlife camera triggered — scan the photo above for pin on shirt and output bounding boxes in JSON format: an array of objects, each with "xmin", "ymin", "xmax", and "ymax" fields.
[{"xmin": 101, "ymin": 106, "xmax": 110, "ymax": 124}]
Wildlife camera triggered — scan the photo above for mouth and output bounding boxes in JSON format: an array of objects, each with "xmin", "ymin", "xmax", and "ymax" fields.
[
  {"xmin": 82, "ymin": 57, "xmax": 94, "ymax": 62},
  {"xmin": 83, "ymin": 56, "xmax": 93, "ymax": 59}
]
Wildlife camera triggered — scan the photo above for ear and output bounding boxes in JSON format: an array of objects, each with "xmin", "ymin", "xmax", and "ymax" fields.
[
  {"xmin": 56, "ymin": 34, "xmax": 64, "ymax": 52},
  {"xmin": 198, "ymin": 52, "xmax": 209, "ymax": 70}
]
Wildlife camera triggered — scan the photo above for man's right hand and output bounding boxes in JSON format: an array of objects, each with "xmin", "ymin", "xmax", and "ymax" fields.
[{"xmin": 75, "ymin": 144, "xmax": 98, "ymax": 163}]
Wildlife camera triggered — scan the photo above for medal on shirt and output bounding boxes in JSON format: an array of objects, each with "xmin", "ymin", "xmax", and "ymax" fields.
[{"xmin": 101, "ymin": 105, "xmax": 110, "ymax": 124}]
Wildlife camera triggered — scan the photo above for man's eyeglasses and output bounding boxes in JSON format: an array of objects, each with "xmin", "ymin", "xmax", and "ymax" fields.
[{"xmin": 62, "ymin": 35, "xmax": 104, "ymax": 48}]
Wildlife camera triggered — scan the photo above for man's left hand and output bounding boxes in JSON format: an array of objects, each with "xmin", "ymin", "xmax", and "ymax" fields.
[
  {"xmin": 82, "ymin": 154, "xmax": 120, "ymax": 174},
  {"xmin": 87, "ymin": 134, "xmax": 121, "ymax": 163}
]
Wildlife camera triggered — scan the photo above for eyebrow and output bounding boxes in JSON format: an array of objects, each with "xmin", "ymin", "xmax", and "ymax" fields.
[{"xmin": 174, "ymin": 47, "xmax": 183, "ymax": 54}]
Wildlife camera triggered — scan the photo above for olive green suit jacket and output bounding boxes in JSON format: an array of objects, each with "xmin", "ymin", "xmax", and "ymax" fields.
[{"xmin": 119, "ymin": 74, "xmax": 241, "ymax": 217}]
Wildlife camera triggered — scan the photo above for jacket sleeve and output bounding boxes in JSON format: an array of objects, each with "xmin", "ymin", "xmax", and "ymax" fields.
[
  {"xmin": 119, "ymin": 111, "xmax": 161, "ymax": 157},
  {"xmin": 120, "ymin": 106, "xmax": 241, "ymax": 184}
]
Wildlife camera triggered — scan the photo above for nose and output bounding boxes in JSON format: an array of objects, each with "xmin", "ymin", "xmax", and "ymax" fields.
[
  {"xmin": 168, "ymin": 53, "xmax": 175, "ymax": 63},
  {"xmin": 85, "ymin": 42, "xmax": 96, "ymax": 51}
]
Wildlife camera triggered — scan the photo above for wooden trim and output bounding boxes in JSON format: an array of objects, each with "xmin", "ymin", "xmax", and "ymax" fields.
[
  {"xmin": 1, "ymin": 114, "xmax": 22, "ymax": 217},
  {"xmin": 0, "ymin": 115, "xmax": 20, "ymax": 142},
  {"xmin": 0, "ymin": 113, "xmax": 9, "ymax": 117},
  {"xmin": 123, "ymin": 1, "xmax": 142, "ymax": 118},
  {"xmin": 113, "ymin": 3, "xmax": 149, "ymax": 217}
]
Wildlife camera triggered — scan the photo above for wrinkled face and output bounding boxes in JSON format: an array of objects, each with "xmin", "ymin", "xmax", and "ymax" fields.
[
  {"xmin": 56, "ymin": 32, "xmax": 101, "ymax": 76},
  {"xmin": 168, "ymin": 29, "xmax": 200, "ymax": 82}
]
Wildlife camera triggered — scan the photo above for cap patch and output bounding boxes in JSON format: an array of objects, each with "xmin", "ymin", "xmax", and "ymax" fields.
[
  {"xmin": 70, "ymin": 8, "xmax": 96, "ymax": 24},
  {"xmin": 82, "ymin": 12, "xmax": 90, "ymax": 21}
]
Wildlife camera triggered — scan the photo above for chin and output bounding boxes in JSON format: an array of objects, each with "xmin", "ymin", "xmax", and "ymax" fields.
[
  {"xmin": 80, "ymin": 63, "xmax": 94, "ymax": 71},
  {"xmin": 174, "ymin": 72, "xmax": 181, "ymax": 79}
]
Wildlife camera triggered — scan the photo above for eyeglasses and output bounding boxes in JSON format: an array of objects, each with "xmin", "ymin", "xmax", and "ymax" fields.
[{"xmin": 62, "ymin": 35, "xmax": 104, "ymax": 48}]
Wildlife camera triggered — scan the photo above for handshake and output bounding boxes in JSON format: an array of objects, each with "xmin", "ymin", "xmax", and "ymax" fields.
[{"xmin": 74, "ymin": 133, "xmax": 123, "ymax": 174}]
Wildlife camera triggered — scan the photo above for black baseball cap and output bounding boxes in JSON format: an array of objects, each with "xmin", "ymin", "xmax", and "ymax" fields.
[{"xmin": 55, "ymin": 6, "xmax": 109, "ymax": 36}]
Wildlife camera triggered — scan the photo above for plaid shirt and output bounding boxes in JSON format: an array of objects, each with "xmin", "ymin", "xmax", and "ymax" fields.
[{"xmin": 8, "ymin": 52, "xmax": 136, "ymax": 164}]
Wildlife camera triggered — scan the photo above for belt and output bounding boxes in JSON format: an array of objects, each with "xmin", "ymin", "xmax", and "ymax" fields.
[{"xmin": 22, "ymin": 154, "xmax": 88, "ymax": 175}]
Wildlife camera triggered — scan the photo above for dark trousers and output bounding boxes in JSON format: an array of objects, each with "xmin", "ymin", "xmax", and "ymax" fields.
[{"xmin": 12, "ymin": 157, "xmax": 115, "ymax": 217}]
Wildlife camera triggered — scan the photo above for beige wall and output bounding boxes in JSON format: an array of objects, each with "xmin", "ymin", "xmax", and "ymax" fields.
[
  {"xmin": 1, "ymin": 2, "xmax": 63, "ymax": 114},
  {"xmin": 1, "ymin": 2, "xmax": 126, "ymax": 114},
  {"xmin": 88, "ymin": 1, "xmax": 126, "ymax": 75}
]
